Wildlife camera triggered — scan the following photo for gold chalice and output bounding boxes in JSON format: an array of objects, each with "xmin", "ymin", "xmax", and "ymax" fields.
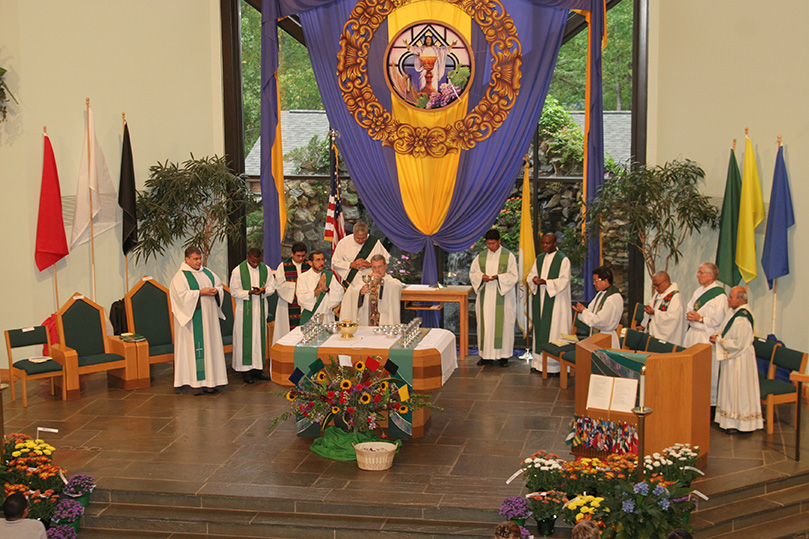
[{"xmin": 337, "ymin": 320, "xmax": 359, "ymax": 339}]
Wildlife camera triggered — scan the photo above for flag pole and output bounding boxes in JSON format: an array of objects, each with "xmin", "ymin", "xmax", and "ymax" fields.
[
  {"xmin": 86, "ymin": 98, "xmax": 97, "ymax": 301},
  {"xmin": 44, "ymin": 125, "xmax": 61, "ymax": 309},
  {"xmin": 122, "ymin": 112, "xmax": 130, "ymax": 294},
  {"xmin": 770, "ymin": 134, "xmax": 783, "ymax": 336}
]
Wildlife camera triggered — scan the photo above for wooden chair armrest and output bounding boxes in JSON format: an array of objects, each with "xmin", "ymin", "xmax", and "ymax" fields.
[
  {"xmin": 106, "ymin": 336, "xmax": 133, "ymax": 356},
  {"xmin": 49, "ymin": 343, "xmax": 77, "ymax": 367},
  {"xmin": 790, "ymin": 372, "xmax": 809, "ymax": 384}
]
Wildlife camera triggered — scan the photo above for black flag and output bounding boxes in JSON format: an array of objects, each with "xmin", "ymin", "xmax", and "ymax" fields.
[{"xmin": 119, "ymin": 122, "xmax": 137, "ymax": 255}]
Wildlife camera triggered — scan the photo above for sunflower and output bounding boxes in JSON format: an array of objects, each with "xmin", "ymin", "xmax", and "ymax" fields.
[
  {"xmin": 399, "ymin": 405, "xmax": 409, "ymax": 414},
  {"xmin": 340, "ymin": 379, "xmax": 351, "ymax": 390},
  {"xmin": 355, "ymin": 361, "xmax": 365, "ymax": 371},
  {"xmin": 331, "ymin": 406, "xmax": 340, "ymax": 414},
  {"xmin": 379, "ymin": 381, "xmax": 389, "ymax": 391},
  {"xmin": 316, "ymin": 371, "xmax": 327, "ymax": 382},
  {"xmin": 360, "ymin": 393, "xmax": 371, "ymax": 404},
  {"xmin": 285, "ymin": 391, "xmax": 295, "ymax": 401}
]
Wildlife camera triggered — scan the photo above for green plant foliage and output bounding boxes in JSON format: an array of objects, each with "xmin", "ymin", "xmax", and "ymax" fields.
[
  {"xmin": 0, "ymin": 66, "xmax": 19, "ymax": 123},
  {"xmin": 447, "ymin": 66, "xmax": 471, "ymax": 87},
  {"xmin": 133, "ymin": 154, "xmax": 253, "ymax": 265},
  {"xmin": 571, "ymin": 159, "xmax": 719, "ymax": 278},
  {"xmin": 472, "ymin": 196, "xmax": 522, "ymax": 253}
]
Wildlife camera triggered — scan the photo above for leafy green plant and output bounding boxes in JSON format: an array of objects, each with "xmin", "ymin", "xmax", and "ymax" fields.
[
  {"xmin": 134, "ymin": 154, "xmax": 254, "ymax": 265},
  {"xmin": 0, "ymin": 66, "xmax": 19, "ymax": 122},
  {"xmin": 602, "ymin": 479, "xmax": 696, "ymax": 539}
]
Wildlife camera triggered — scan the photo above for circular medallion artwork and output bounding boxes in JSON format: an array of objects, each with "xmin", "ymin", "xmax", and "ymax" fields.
[
  {"xmin": 386, "ymin": 22, "xmax": 473, "ymax": 110},
  {"xmin": 337, "ymin": 0, "xmax": 522, "ymax": 158}
]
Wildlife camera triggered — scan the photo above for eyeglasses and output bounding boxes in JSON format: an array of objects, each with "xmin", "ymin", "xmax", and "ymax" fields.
[{"xmin": 592, "ymin": 278, "xmax": 605, "ymax": 282}]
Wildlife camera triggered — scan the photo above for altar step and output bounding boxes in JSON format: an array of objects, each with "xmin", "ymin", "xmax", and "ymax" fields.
[
  {"xmin": 80, "ymin": 487, "xmax": 544, "ymax": 538},
  {"xmin": 693, "ymin": 467, "xmax": 809, "ymax": 538}
]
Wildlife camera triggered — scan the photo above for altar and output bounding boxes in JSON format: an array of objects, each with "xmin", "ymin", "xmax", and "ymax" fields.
[{"xmin": 270, "ymin": 327, "xmax": 457, "ymax": 438}]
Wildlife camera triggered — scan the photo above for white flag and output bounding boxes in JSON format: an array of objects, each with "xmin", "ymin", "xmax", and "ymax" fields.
[{"xmin": 70, "ymin": 106, "xmax": 120, "ymax": 249}]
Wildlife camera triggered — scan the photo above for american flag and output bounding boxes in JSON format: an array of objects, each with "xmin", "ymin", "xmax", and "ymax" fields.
[{"xmin": 323, "ymin": 138, "xmax": 345, "ymax": 256}]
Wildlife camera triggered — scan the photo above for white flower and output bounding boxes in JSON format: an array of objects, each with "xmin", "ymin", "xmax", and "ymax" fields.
[
  {"xmin": 654, "ymin": 461, "xmax": 661, "ymax": 467},
  {"xmin": 524, "ymin": 458, "xmax": 532, "ymax": 464}
]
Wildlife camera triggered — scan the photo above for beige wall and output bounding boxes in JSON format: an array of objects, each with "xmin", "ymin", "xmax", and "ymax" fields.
[
  {"xmin": 647, "ymin": 0, "xmax": 808, "ymax": 353},
  {"xmin": 0, "ymin": 1, "xmax": 227, "ymax": 366}
]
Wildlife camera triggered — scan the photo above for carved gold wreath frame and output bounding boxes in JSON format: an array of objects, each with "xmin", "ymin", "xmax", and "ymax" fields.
[{"xmin": 336, "ymin": 0, "xmax": 522, "ymax": 158}]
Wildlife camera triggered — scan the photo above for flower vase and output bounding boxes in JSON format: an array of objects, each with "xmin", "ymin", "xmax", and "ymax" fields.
[
  {"xmin": 536, "ymin": 516, "xmax": 557, "ymax": 537},
  {"xmin": 511, "ymin": 518, "xmax": 526, "ymax": 527},
  {"xmin": 68, "ymin": 492, "xmax": 91, "ymax": 508}
]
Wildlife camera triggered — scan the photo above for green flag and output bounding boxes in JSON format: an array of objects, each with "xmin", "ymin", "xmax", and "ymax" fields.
[{"xmin": 715, "ymin": 148, "xmax": 742, "ymax": 287}]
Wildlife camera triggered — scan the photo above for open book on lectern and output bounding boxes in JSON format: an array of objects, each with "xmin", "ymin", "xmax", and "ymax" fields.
[{"xmin": 585, "ymin": 349, "xmax": 650, "ymax": 413}]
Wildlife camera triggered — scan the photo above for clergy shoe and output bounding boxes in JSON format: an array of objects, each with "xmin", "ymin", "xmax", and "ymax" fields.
[
  {"xmin": 499, "ymin": 359, "xmax": 509, "ymax": 367},
  {"xmin": 203, "ymin": 387, "xmax": 219, "ymax": 394},
  {"xmin": 243, "ymin": 372, "xmax": 254, "ymax": 384},
  {"xmin": 530, "ymin": 367, "xmax": 540, "ymax": 374},
  {"xmin": 191, "ymin": 388, "xmax": 204, "ymax": 396},
  {"xmin": 476, "ymin": 358, "xmax": 486, "ymax": 366},
  {"xmin": 252, "ymin": 370, "xmax": 270, "ymax": 381}
]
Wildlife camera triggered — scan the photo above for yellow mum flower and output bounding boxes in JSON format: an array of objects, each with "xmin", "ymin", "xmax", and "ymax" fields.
[
  {"xmin": 14, "ymin": 443, "xmax": 23, "ymax": 449},
  {"xmin": 576, "ymin": 514, "xmax": 585, "ymax": 522},
  {"xmin": 34, "ymin": 451, "xmax": 42, "ymax": 455},
  {"xmin": 43, "ymin": 450, "xmax": 52, "ymax": 456},
  {"xmin": 11, "ymin": 451, "xmax": 20, "ymax": 457}
]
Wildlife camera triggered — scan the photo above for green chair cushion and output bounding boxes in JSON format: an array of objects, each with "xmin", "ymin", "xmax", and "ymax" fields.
[
  {"xmin": 131, "ymin": 282, "xmax": 172, "ymax": 346},
  {"xmin": 148, "ymin": 343, "xmax": 174, "ymax": 357},
  {"xmin": 222, "ymin": 335, "xmax": 233, "ymax": 346},
  {"xmin": 13, "ymin": 359, "xmax": 62, "ymax": 375},
  {"xmin": 754, "ymin": 338, "xmax": 779, "ymax": 362},
  {"xmin": 774, "ymin": 347, "xmax": 806, "ymax": 373},
  {"xmin": 7, "ymin": 327, "xmax": 49, "ymax": 348},
  {"xmin": 78, "ymin": 353, "xmax": 124, "ymax": 367},
  {"xmin": 62, "ymin": 300, "xmax": 105, "ymax": 357},
  {"xmin": 760, "ymin": 378, "xmax": 797, "ymax": 398},
  {"xmin": 673, "ymin": 345, "xmax": 686, "ymax": 353},
  {"xmin": 560, "ymin": 350, "xmax": 576, "ymax": 364},
  {"xmin": 541, "ymin": 342, "xmax": 576, "ymax": 357},
  {"xmin": 623, "ymin": 329, "xmax": 649, "ymax": 352},
  {"xmin": 647, "ymin": 337, "xmax": 674, "ymax": 354}
]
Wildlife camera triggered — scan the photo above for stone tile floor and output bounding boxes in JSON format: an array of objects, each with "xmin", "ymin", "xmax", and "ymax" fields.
[{"xmin": 3, "ymin": 355, "xmax": 809, "ymax": 513}]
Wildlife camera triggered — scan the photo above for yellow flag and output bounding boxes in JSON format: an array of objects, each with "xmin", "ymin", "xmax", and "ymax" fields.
[
  {"xmin": 736, "ymin": 136, "xmax": 764, "ymax": 283},
  {"xmin": 519, "ymin": 163, "xmax": 536, "ymax": 281}
]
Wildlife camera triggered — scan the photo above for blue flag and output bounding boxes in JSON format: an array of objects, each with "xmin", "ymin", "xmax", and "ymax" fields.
[{"xmin": 761, "ymin": 146, "xmax": 795, "ymax": 289}]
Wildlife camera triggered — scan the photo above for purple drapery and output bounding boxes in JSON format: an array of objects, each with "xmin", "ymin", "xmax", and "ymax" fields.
[{"xmin": 261, "ymin": 0, "xmax": 605, "ymax": 298}]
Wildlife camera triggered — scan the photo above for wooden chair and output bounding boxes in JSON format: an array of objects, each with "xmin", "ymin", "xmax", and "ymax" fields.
[
  {"xmin": 50, "ymin": 293, "xmax": 150, "ymax": 400},
  {"xmin": 221, "ymin": 285, "xmax": 235, "ymax": 355},
  {"xmin": 540, "ymin": 313, "xmax": 581, "ymax": 389},
  {"xmin": 5, "ymin": 326, "xmax": 65, "ymax": 407},
  {"xmin": 760, "ymin": 346, "xmax": 808, "ymax": 435},
  {"xmin": 630, "ymin": 302, "xmax": 645, "ymax": 330},
  {"xmin": 124, "ymin": 277, "xmax": 174, "ymax": 366},
  {"xmin": 646, "ymin": 336, "xmax": 676, "ymax": 354},
  {"xmin": 754, "ymin": 338, "xmax": 781, "ymax": 379}
]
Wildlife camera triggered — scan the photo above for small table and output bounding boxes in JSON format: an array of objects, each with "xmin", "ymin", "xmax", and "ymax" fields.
[{"xmin": 401, "ymin": 285, "xmax": 472, "ymax": 360}]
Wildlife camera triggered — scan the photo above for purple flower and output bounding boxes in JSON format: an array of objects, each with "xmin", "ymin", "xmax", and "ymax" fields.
[
  {"xmin": 653, "ymin": 484, "xmax": 669, "ymax": 497},
  {"xmin": 499, "ymin": 496, "xmax": 532, "ymax": 520},
  {"xmin": 622, "ymin": 499, "xmax": 636, "ymax": 513},
  {"xmin": 63, "ymin": 473, "xmax": 95, "ymax": 496},
  {"xmin": 53, "ymin": 498, "xmax": 84, "ymax": 521},
  {"xmin": 633, "ymin": 482, "xmax": 649, "ymax": 496},
  {"xmin": 658, "ymin": 498, "xmax": 671, "ymax": 510},
  {"xmin": 47, "ymin": 525, "xmax": 78, "ymax": 539},
  {"xmin": 519, "ymin": 525, "xmax": 530, "ymax": 539}
]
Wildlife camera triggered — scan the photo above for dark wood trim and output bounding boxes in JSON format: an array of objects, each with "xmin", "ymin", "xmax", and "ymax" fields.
[
  {"xmin": 221, "ymin": 0, "xmax": 247, "ymax": 272},
  {"xmin": 627, "ymin": 0, "xmax": 649, "ymax": 309}
]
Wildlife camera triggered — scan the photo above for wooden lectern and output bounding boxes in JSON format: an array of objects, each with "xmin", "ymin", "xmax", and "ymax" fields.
[{"xmin": 574, "ymin": 334, "xmax": 711, "ymax": 460}]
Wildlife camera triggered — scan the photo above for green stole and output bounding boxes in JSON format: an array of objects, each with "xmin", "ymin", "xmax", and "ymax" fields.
[
  {"xmin": 478, "ymin": 248, "xmax": 511, "ymax": 349},
  {"xmin": 300, "ymin": 270, "xmax": 334, "ymax": 324},
  {"xmin": 532, "ymin": 251, "xmax": 566, "ymax": 346},
  {"xmin": 694, "ymin": 285, "xmax": 725, "ymax": 311},
  {"xmin": 182, "ymin": 267, "xmax": 217, "ymax": 381},
  {"xmin": 590, "ymin": 285, "xmax": 620, "ymax": 334},
  {"xmin": 721, "ymin": 307, "xmax": 754, "ymax": 337},
  {"xmin": 343, "ymin": 236, "xmax": 380, "ymax": 288},
  {"xmin": 239, "ymin": 261, "xmax": 268, "ymax": 367}
]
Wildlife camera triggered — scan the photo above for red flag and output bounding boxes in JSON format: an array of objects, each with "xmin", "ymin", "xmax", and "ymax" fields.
[{"xmin": 35, "ymin": 134, "xmax": 69, "ymax": 271}]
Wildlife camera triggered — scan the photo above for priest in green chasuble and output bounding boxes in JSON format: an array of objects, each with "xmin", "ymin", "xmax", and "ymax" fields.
[
  {"xmin": 527, "ymin": 233, "xmax": 571, "ymax": 374},
  {"xmin": 230, "ymin": 248, "xmax": 275, "ymax": 384},
  {"xmin": 470, "ymin": 229, "xmax": 518, "ymax": 367},
  {"xmin": 710, "ymin": 286, "xmax": 763, "ymax": 432},
  {"xmin": 170, "ymin": 246, "xmax": 228, "ymax": 394},
  {"xmin": 684, "ymin": 262, "xmax": 728, "ymax": 407}
]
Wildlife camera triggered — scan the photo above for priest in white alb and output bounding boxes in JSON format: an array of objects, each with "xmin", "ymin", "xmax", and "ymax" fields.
[
  {"xmin": 641, "ymin": 271, "xmax": 686, "ymax": 346},
  {"xmin": 683, "ymin": 262, "xmax": 727, "ymax": 409},
  {"xmin": 272, "ymin": 242, "xmax": 309, "ymax": 344},
  {"xmin": 574, "ymin": 265, "xmax": 623, "ymax": 348},
  {"xmin": 340, "ymin": 254, "xmax": 402, "ymax": 325},
  {"xmin": 331, "ymin": 221, "xmax": 390, "ymax": 289},
  {"xmin": 710, "ymin": 286, "xmax": 763, "ymax": 432},
  {"xmin": 527, "ymin": 233, "xmax": 571, "ymax": 374},
  {"xmin": 470, "ymin": 229, "xmax": 518, "ymax": 367},
  {"xmin": 169, "ymin": 246, "xmax": 228, "ymax": 394},
  {"xmin": 230, "ymin": 248, "xmax": 275, "ymax": 384},
  {"xmin": 297, "ymin": 250, "xmax": 344, "ymax": 323}
]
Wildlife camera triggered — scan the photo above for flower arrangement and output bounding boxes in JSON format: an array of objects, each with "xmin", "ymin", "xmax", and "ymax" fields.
[
  {"xmin": 527, "ymin": 490, "xmax": 568, "ymax": 521},
  {"xmin": 52, "ymin": 498, "xmax": 85, "ymax": 522},
  {"xmin": 499, "ymin": 496, "xmax": 532, "ymax": 524},
  {"xmin": 560, "ymin": 455, "xmax": 633, "ymax": 497},
  {"xmin": 515, "ymin": 450, "xmax": 564, "ymax": 492},
  {"xmin": 8, "ymin": 437, "xmax": 55, "ymax": 459},
  {"xmin": 47, "ymin": 524, "xmax": 79, "ymax": 539},
  {"xmin": 602, "ymin": 478, "xmax": 697, "ymax": 539},
  {"xmin": 643, "ymin": 443, "xmax": 703, "ymax": 485},
  {"xmin": 272, "ymin": 356, "xmax": 440, "ymax": 434},
  {"xmin": 63, "ymin": 474, "xmax": 96, "ymax": 497},
  {"xmin": 26, "ymin": 489, "xmax": 60, "ymax": 521},
  {"xmin": 562, "ymin": 494, "xmax": 610, "ymax": 528}
]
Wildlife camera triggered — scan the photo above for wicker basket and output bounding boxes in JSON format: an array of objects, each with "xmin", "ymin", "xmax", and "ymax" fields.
[{"xmin": 354, "ymin": 442, "xmax": 397, "ymax": 471}]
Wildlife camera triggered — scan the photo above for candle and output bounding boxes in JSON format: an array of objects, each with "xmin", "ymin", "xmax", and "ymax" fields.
[{"xmin": 639, "ymin": 367, "xmax": 646, "ymax": 410}]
